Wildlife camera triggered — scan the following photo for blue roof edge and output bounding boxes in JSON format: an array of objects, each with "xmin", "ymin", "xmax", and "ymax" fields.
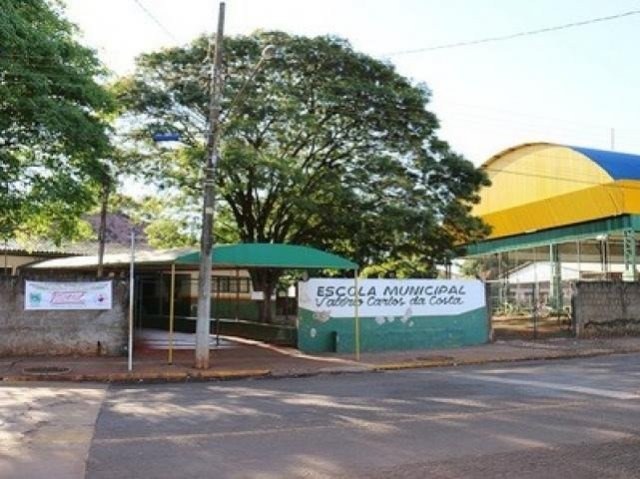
[{"xmin": 569, "ymin": 145, "xmax": 640, "ymax": 181}]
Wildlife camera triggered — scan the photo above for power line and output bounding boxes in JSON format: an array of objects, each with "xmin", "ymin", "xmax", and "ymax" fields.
[
  {"xmin": 2, "ymin": 60, "xmax": 636, "ymax": 134},
  {"xmin": 131, "ymin": 0, "xmax": 179, "ymax": 43},
  {"xmin": 386, "ymin": 9, "xmax": 640, "ymax": 56},
  {"xmin": 440, "ymin": 101, "xmax": 620, "ymax": 130},
  {"xmin": 484, "ymin": 166, "xmax": 606, "ymax": 187},
  {"xmin": 482, "ymin": 166, "xmax": 640, "ymax": 194}
]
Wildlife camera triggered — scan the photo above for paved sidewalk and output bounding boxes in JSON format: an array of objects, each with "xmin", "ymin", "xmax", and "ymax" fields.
[
  {"xmin": 3, "ymin": 336, "xmax": 640, "ymax": 383},
  {"xmin": 0, "ymin": 382, "xmax": 106, "ymax": 479}
]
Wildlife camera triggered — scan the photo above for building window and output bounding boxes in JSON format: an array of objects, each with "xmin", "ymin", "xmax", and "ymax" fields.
[
  {"xmin": 212, "ymin": 277, "xmax": 250, "ymax": 293},
  {"xmin": 212, "ymin": 277, "xmax": 229, "ymax": 293},
  {"xmin": 237, "ymin": 278, "xmax": 251, "ymax": 293}
]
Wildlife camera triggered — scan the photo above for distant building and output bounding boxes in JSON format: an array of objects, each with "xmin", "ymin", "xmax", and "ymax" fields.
[
  {"xmin": 493, "ymin": 262, "xmax": 625, "ymax": 308},
  {"xmin": 0, "ymin": 240, "xmax": 75, "ymax": 276}
]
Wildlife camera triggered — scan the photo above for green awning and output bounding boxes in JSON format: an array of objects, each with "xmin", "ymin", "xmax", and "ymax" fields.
[
  {"xmin": 29, "ymin": 243, "xmax": 358, "ymax": 270},
  {"xmin": 176, "ymin": 243, "xmax": 358, "ymax": 269}
]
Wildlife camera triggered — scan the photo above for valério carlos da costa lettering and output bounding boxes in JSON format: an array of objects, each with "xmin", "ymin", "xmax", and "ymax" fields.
[
  {"xmin": 24, "ymin": 280, "xmax": 113, "ymax": 310},
  {"xmin": 299, "ymin": 279, "xmax": 485, "ymax": 319},
  {"xmin": 316, "ymin": 284, "xmax": 467, "ymax": 307}
]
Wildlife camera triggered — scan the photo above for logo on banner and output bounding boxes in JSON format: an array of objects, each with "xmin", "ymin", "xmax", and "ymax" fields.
[{"xmin": 29, "ymin": 292, "xmax": 42, "ymax": 307}]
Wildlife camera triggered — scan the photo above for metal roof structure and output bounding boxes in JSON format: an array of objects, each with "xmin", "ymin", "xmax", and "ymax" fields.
[
  {"xmin": 468, "ymin": 142, "xmax": 640, "ymax": 312},
  {"xmin": 0, "ymin": 239, "xmax": 79, "ymax": 258},
  {"xmin": 0, "ymin": 239, "xmax": 140, "ymax": 257},
  {"xmin": 570, "ymin": 146, "xmax": 640, "ymax": 181},
  {"xmin": 473, "ymin": 142, "xmax": 640, "ymax": 243},
  {"xmin": 28, "ymin": 243, "xmax": 358, "ymax": 271},
  {"xmin": 482, "ymin": 143, "xmax": 640, "ymax": 182},
  {"xmin": 464, "ymin": 141, "xmax": 640, "ymax": 282}
]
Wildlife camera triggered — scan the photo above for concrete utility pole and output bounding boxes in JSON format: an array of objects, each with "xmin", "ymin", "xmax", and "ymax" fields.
[
  {"xmin": 195, "ymin": 2, "xmax": 225, "ymax": 369},
  {"xmin": 96, "ymin": 174, "xmax": 110, "ymax": 278}
]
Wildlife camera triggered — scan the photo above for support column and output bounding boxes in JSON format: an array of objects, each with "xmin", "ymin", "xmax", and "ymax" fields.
[
  {"xmin": 354, "ymin": 269, "xmax": 360, "ymax": 361},
  {"xmin": 599, "ymin": 235, "xmax": 609, "ymax": 279},
  {"xmin": 550, "ymin": 244, "xmax": 562, "ymax": 311},
  {"xmin": 623, "ymin": 229, "xmax": 637, "ymax": 282},
  {"xmin": 496, "ymin": 253, "xmax": 503, "ymax": 307},
  {"xmin": 576, "ymin": 240, "xmax": 581, "ymax": 281},
  {"xmin": 500, "ymin": 252, "xmax": 510, "ymax": 311},
  {"xmin": 168, "ymin": 263, "xmax": 176, "ymax": 365}
]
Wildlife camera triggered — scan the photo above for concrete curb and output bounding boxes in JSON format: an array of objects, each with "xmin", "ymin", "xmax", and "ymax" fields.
[
  {"xmin": 372, "ymin": 348, "xmax": 640, "ymax": 371},
  {"xmin": 374, "ymin": 360, "xmax": 458, "ymax": 370},
  {"xmin": 1, "ymin": 369, "xmax": 271, "ymax": 383}
]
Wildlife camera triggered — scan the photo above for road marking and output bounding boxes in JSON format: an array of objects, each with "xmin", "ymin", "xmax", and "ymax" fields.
[
  {"xmin": 450, "ymin": 374, "xmax": 640, "ymax": 400},
  {"xmin": 93, "ymin": 400, "xmax": 586, "ymax": 445}
]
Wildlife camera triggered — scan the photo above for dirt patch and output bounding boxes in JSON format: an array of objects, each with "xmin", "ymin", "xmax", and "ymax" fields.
[{"xmin": 493, "ymin": 315, "xmax": 573, "ymax": 340}]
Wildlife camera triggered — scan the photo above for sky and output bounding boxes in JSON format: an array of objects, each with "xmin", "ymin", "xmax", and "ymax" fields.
[{"xmin": 63, "ymin": 0, "xmax": 640, "ymax": 165}]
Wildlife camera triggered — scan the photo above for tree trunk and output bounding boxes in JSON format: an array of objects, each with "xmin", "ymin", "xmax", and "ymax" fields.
[
  {"xmin": 250, "ymin": 268, "xmax": 281, "ymax": 323},
  {"xmin": 97, "ymin": 179, "xmax": 109, "ymax": 278}
]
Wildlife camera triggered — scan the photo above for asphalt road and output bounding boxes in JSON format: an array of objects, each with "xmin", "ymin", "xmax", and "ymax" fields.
[
  {"xmin": 3, "ymin": 354, "xmax": 640, "ymax": 478},
  {"xmin": 84, "ymin": 354, "xmax": 640, "ymax": 479}
]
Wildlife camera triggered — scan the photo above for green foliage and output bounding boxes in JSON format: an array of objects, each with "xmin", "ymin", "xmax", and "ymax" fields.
[
  {"xmin": 460, "ymin": 254, "xmax": 518, "ymax": 280},
  {"xmin": 115, "ymin": 31, "xmax": 489, "ymax": 274},
  {"xmin": 361, "ymin": 256, "xmax": 438, "ymax": 279},
  {"xmin": 0, "ymin": 0, "xmax": 113, "ymax": 242},
  {"xmin": 460, "ymin": 259, "xmax": 485, "ymax": 279},
  {"xmin": 136, "ymin": 195, "xmax": 198, "ymax": 249},
  {"xmin": 145, "ymin": 218, "xmax": 196, "ymax": 249}
]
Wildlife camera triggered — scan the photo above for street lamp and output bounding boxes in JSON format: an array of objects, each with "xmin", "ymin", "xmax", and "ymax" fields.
[
  {"xmin": 225, "ymin": 45, "xmax": 277, "ymax": 121},
  {"xmin": 195, "ymin": 1, "xmax": 276, "ymax": 368}
]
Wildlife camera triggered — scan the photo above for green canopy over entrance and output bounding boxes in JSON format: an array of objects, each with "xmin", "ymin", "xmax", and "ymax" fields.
[
  {"xmin": 176, "ymin": 243, "xmax": 358, "ymax": 270},
  {"xmin": 29, "ymin": 243, "xmax": 358, "ymax": 271}
]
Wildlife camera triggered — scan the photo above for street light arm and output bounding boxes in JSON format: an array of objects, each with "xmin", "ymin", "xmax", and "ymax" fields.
[{"xmin": 224, "ymin": 45, "xmax": 276, "ymax": 123}]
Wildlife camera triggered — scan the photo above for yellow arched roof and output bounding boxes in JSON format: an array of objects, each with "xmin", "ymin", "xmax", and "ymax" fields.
[{"xmin": 474, "ymin": 143, "xmax": 640, "ymax": 239}]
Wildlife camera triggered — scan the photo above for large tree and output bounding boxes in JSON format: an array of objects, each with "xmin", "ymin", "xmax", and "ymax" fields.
[
  {"xmin": 115, "ymin": 31, "xmax": 489, "ymax": 321},
  {"xmin": 0, "ymin": 0, "xmax": 112, "ymax": 243}
]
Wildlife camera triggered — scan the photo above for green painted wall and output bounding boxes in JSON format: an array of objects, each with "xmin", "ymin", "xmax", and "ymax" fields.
[
  {"xmin": 297, "ymin": 307, "xmax": 489, "ymax": 353},
  {"xmin": 211, "ymin": 299, "xmax": 260, "ymax": 320},
  {"xmin": 212, "ymin": 319, "xmax": 296, "ymax": 346},
  {"xmin": 166, "ymin": 298, "xmax": 270, "ymax": 322}
]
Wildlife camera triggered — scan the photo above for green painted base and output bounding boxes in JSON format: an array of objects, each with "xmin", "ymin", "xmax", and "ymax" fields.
[{"xmin": 297, "ymin": 307, "xmax": 489, "ymax": 353}]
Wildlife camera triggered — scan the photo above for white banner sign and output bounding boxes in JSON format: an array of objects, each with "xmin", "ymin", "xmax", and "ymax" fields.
[
  {"xmin": 299, "ymin": 279, "xmax": 485, "ymax": 319},
  {"xmin": 25, "ymin": 281, "xmax": 113, "ymax": 310}
]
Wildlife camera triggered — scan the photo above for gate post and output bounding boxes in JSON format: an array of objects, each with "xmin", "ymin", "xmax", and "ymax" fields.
[
  {"xmin": 549, "ymin": 244, "xmax": 562, "ymax": 311},
  {"xmin": 623, "ymin": 229, "xmax": 637, "ymax": 282}
]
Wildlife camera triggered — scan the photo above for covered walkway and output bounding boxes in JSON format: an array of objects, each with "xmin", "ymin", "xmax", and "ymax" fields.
[{"xmin": 29, "ymin": 243, "xmax": 358, "ymax": 357}]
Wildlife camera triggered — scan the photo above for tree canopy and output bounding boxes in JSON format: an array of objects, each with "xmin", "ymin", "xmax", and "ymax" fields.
[
  {"xmin": 0, "ymin": 0, "xmax": 113, "ymax": 243},
  {"xmin": 115, "ymin": 31, "xmax": 489, "ymax": 318}
]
